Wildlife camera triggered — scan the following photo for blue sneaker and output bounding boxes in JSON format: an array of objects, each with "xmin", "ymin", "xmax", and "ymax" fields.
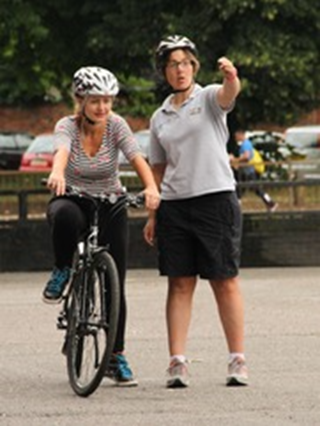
[
  {"xmin": 105, "ymin": 353, "xmax": 138, "ymax": 387},
  {"xmin": 42, "ymin": 266, "xmax": 71, "ymax": 304}
]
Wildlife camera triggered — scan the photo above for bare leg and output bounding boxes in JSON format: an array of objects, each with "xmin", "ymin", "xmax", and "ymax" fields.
[
  {"xmin": 209, "ymin": 276, "xmax": 244, "ymax": 353},
  {"xmin": 166, "ymin": 276, "xmax": 197, "ymax": 356}
]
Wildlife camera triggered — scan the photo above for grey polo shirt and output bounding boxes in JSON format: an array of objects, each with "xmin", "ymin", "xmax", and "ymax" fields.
[{"xmin": 149, "ymin": 83, "xmax": 236, "ymax": 200}]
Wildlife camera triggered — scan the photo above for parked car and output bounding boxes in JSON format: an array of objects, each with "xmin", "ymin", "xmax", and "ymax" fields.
[
  {"xmin": 0, "ymin": 131, "xmax": 34, "ymax": 170},
  {"xmin": 119, "ymin": 129, "xmax": 150, "ymax": 166},
  {"xmin": 284, "ymin": 125, "xmax": 320, "ymax": 179},
  {"xmin": 285, "ymin": 125, "xmax": 320, "ymax": 157},
  {"xmin": 19, "ymin": 133, "xmax": 54, "ymax": 172},
  {"xmin": 244, "ymin": 130, "xmax": 304, "ymax": 180},
  {"xmin": 20, "ymin": 129, "xmax": 151, "ymax": 173},
  {"xmin": 246, "ymin": 130, "xmax": 305, "ymax": 159}
]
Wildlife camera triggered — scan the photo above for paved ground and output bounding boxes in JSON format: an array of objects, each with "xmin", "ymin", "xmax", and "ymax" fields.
[{"xmin": 0, "ymin": 267, "xmax": 319, "ymax": 426}]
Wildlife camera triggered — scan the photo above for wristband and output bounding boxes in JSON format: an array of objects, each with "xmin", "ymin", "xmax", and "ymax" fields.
[{"xmin": 225, "ymin": 67, "xmax": 238, "ymax": 82}]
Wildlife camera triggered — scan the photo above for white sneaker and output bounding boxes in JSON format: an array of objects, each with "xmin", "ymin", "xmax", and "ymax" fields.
[
  {"xmin": 268, "ymin": 202, "xmax": 278, "ymax": 212},
  {"xmin": 226, "ymin": 357, "xmax": 248, "ymax": 386},
  {"xmin": 166, "ymin": 359, "xmax": 189, "ymax": 388}
]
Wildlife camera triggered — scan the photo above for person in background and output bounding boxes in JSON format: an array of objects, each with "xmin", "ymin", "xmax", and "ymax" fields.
[
  {"xmin": 143, "ymin": 35, "xmax": 248, "ymax": 388},
  {"xmin": 42, "ymin": 66, "xmax": 160, "ymax": 386},
  {"xmin": 232, "ymin": 129, "xmax": 278, "ymax": 211}
]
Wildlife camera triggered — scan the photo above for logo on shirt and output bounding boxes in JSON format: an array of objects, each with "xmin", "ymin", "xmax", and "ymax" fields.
[{"xmin": 189, "ymin": 107, "xmax": 201, "ymax": 115}]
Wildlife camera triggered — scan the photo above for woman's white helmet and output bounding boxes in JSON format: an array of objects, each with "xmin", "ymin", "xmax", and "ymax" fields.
[
  {"xmin": 72, "ymin": 66, "xmax": 119, "ymax": 97},
  {"xmin": 155, "ymin": 35, "xmax": 197, "ymax": 71}
]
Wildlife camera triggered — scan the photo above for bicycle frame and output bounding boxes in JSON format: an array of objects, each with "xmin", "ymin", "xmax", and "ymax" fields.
[
  {"xmin": 48, "ymin": 184, "xmax": 144, "ymax": 396},
  {"xmin": 57, "ymin": 204, "xmax": 106, "ymax": 339}
]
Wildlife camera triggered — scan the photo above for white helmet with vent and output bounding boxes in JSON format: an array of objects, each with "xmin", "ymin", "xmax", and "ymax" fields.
[
  {"xmin": 72, "ymin": 66, "xmax": 119, "ymax": 97},
  {"xmin": 155, "ymin": 35, "xmax": 197, "ymax": 70}
]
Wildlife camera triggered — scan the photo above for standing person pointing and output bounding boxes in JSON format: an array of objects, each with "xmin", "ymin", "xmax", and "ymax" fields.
[{"xmin": 144, "ymin": 35, "xmax": 248, "ymax": 388}]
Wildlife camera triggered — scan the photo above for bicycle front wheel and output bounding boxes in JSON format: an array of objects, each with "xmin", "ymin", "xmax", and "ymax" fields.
[{"xmin": 67, "ymin": 250, "xmax": 120, "ymax": 397}]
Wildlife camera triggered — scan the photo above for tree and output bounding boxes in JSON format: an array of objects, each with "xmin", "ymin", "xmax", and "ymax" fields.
[
  {"xmin": 0, "ymin": 0, "xmax": 319, "ymax": 127},
  {"xmin": 158, "ymin": 0, "xmax": 320, "ymax": 127},
  {"xmin": 0, "ymin": 0, "xmax": 54, "ymax": 103}
]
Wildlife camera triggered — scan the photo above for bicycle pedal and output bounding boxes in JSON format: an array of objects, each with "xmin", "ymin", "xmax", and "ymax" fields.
[
  {"xmin": 57, "ymin": 315, "xmax": 67, "ymax": 329},
  {"xmin": 57, "ymin": 323, "xmax": 67, "ymax": 330}
]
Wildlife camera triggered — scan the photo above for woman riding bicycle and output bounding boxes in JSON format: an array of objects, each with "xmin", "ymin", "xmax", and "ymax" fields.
[{"xmin": 42, "ymin": 66, "xmax": 160, "ymax": 386}]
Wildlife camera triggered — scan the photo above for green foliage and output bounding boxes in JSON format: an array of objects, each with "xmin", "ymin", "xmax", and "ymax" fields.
[
  {"xmin": 0, "ymin": 0, "xmax": 319, "ymax": 125},
  {"xmin": 116, "ymin": 76, "xmax": 158, "ymax": 118},
  {"xmin": 192, "ymin": 0, "xmax": 320, "ymax": 127},
  {"xmin": 0, "ymin": 1, "xmax": 49, "ymax": 103}
]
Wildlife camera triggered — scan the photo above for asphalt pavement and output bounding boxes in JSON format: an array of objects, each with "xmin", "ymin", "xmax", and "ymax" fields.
[{"xmin": 0, "ymin": 267, "xmax": 320, "ymax": 426}]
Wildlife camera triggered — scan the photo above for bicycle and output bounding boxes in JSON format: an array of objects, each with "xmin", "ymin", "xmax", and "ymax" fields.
[{"xmin": 43, "ymin": 181, "xmax": 144, "ymax": 397}]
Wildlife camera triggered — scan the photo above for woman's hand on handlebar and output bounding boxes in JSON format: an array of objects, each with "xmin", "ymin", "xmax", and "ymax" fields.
[{"xmin": 47, "ymin": 172, "xmax": 66, "ymax": 196}]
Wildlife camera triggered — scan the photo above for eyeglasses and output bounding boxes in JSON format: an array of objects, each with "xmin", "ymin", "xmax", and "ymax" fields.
[{"xmin": 166, "ymin": 59, "xmax": 193, "ymax": 70}]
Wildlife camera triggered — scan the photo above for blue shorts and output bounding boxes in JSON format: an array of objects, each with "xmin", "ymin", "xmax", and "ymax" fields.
[{"xmin": 156, "ymin": 191, "xmax": 242, "ymax": 279}]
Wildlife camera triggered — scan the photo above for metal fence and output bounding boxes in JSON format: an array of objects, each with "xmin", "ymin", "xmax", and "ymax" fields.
[
  {"xmin": 1, "ymin": 180, "xmax": 320, "ymax": 222},
  {"xmin": 0, "ymin": 170, "xmax": 143, "ymax": 221},
  {"xmin": 0, "ymin": 170, "xmax": 142, "ymax": 190},
  {"xmin": 1, "ymin": 165, "xmax": 320, "ymax": 221},
  {"xmin": 235, "ymin": 179, "xmax": 320, "ymax": 212}
]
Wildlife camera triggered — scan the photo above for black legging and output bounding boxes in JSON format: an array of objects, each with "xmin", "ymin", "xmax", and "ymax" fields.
[{"xmin": 47, "ymin": 196, "xmax": 129, "ymax": 353}]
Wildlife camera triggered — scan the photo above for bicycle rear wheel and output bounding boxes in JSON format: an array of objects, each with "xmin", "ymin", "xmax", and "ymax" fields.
[{"xmin": 66, "ymin": 250, "xmax": 120, "ymax": 397}]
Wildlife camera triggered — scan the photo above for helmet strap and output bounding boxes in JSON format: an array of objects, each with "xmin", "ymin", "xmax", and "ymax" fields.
[
  {"xmin": 83, "ymin": 111, "xmax": 97, "ymax": 125},
  {"xmin": 172, "ymin": 84, "xmax": 193, "ymax": 94}
]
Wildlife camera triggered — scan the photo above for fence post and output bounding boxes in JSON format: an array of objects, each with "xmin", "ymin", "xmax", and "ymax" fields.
[{"xmin": 18, "ymin": 191, "xmax": 28, "ymax": 221}]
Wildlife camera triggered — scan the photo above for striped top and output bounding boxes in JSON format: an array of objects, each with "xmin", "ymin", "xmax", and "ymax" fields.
[{"xmin": 53, "ymin": 113, "xmax": 140, "ymax": 196}]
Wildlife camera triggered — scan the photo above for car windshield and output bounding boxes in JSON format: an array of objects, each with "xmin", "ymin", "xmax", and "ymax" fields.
[
  {"xmin": 286, "ymin": 131, "xmax": 320, "ymax": 149},
  {"xmin": 0, "ymin": 133, "xmax": 32, "ymax": 149},
  {"xmin": 27, "ymin": 135, "xmax": 54, "ymax": 153},
  {"xmin": 135, "ymin": 130, "xmax": 150, "ymax": 152},
  {"xmin": 119, "ymin": 129, "xmax": 150, "ymax": 164},
  {"xmin": 0, "ymin": 135, "xmax": 15, "ymax": 148},
  {"xmin": 15, "ymin": 134, "xmax": 33, "ymax": 149}
]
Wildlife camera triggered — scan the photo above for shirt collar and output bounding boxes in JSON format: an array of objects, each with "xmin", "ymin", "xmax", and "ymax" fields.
[{"xmin": 161, "ymin": 83, "xmax": 202, "ymax": 113}]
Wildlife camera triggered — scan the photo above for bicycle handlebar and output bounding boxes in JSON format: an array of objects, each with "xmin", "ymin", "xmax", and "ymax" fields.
[{"xmin": 41, "ymin": 178, "xmax": 145, "ymax": 209}]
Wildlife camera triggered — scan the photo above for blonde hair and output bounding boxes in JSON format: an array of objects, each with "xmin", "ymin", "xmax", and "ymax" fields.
[{"xmin": 73, "ymin": 95, "xmax": 83, "ymax": 116}]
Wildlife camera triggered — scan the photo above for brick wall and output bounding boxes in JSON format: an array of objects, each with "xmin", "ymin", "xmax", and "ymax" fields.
[
  {"xmin": 0, "ymin": 103, "xmax": 72, "ymax": 135},
  {"xmin": 0, "ymin": 102, "xmax": 319, "ymax": 136},
  {"xmin": 0, "ymin": 212, "xmax": 319, "ymax": 272},
  {"xmin": 0, "ymin": 103, "xmax": 149, "ymax": 136}
]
